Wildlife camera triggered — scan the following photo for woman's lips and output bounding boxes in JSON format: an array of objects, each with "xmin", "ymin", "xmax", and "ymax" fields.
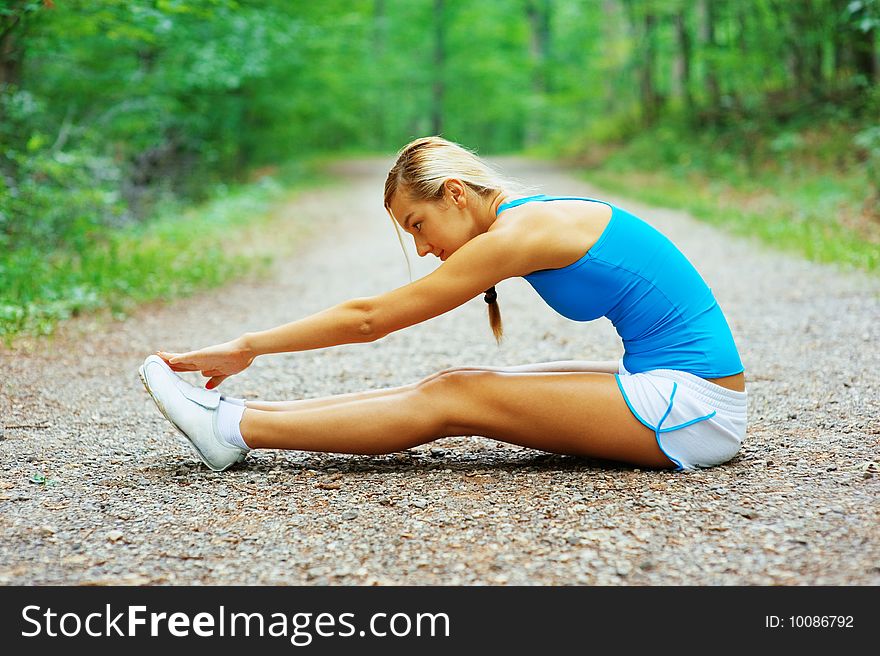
[{"xmin": 439, "ymin": 250, "xmax": 446, "ymax": 260}]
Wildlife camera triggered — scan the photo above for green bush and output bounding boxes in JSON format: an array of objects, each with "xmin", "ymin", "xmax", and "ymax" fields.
[
  {"xmin": 0, "ymin": 88, "xmax": 127, "ymax": 253},
  {"xmin": 854, "ymin": 125, "xmax": 880, "ymax": 210},
  {"xmin": 579, "ymin": 114, "xmax": 878, "ymax": 274},
  {"xmin": 0, "ymin": 171, "xmax": 323, "ymax": 342}
]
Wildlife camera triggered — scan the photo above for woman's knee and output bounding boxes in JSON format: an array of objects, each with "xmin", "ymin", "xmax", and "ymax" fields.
[
  {"xmin": 416, "ymin": 369, "xmax": 501, "ymax": 420},
  {"xmin": 418, "ymin": 366, "xmax": 478, "ymax": 387},
  {"xmin": 412, "ymin": 370, "xmax": 483, "ymax": 435},
  {"xmin": 417, "ymin": 368, "xmax": 488, "ymax": 392}
]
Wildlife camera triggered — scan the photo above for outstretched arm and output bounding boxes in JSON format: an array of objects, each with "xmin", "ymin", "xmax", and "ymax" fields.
[
  {"xmin": 242, "ymin": 298, "xmax": 376, "ymax": 355},
  {"xmin": 158, "ymin": 300, "xmax": 375, "ymax": 388},
  {"xmin": 159, "ymin": 222, "xmax": 542, "ymax": 387}
]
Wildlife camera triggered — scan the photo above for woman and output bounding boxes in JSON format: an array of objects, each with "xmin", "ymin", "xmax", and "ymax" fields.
[{"xmin": 139, "ymin": 136, "xmax": 746, "ymax": 473}]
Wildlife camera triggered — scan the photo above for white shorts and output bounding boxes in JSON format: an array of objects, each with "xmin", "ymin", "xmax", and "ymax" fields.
[{"xmin": 615, "ymin": 360, "xmax": 748, "ymax": 470}]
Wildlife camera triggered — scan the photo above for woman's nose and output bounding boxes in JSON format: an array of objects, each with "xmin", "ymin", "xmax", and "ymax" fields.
[{"xmin": 416, "ymin": 241, "xmax": 432, "ymax": 257}]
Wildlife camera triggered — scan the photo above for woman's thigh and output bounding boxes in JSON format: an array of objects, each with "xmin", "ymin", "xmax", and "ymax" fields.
[
  {"xmin": 423, "ymin": 370, "xmax": 674, "ymax": 468},
  {"xmin": 430, "ymin": 360, "xmax": 620, "ymax": 377}
]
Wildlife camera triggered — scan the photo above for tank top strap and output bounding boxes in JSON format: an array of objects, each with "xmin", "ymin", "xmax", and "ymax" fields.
[
  {"xmin": 496, "ymin": 194, "xmax": 548, "ymax": 215},
  {"xmin": 496, "ymin": 194, "xmax": 614, "ymax": 217}
]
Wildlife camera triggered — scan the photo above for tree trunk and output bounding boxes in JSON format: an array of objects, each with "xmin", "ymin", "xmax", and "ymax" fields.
[
  {"xmin": 640, "ymin": 11, "xmax": 658, "ymax": 125},
  {"xmin": 794, "ymin": 1, "xmax": 824, "ymax": 98},
  {"xmin": 853, "ymin": 25, "xmax": 877, "ymax": 84},
  {"xmin": 372, "ymin": 0, "xmax": 387, "ymax": 148},
  {"xmin": 811, "ymin": 6, "xmax": 824, "ymax": 94},
  {"xmin": 431, "ymin": 0, "xmax": 445, "ymax": 136},
  {"xmin": 525, "ymin": 0, "xmax": 552, "ymax": 146},
  {"xmin": 0, "ymin": 11, "xmax": 25, "ymax": 90},
  {"xmin": 620, "ymin": 0, "xmax": 660, "ymax": 125},
  {"xmin": 831, "ymin": 0, "xmax": 850, "ymax": 87},
  {"xmin": 832, "ymin": 0, "xmax": 877, "ymax": 88},
  {"xmin": 674, "ymin": 9, "xmax": 693, "ymax": 113},
  {"xmin": 728, "ymin": 5, "xmax": 751, "ymax": 115},
  {"xmin": 0, "ymin": 1, "xmax": 37, "ymax": 136},
  {"xmin": 700, "ymin": 0, "xmax": 721, "ymax": 117}
]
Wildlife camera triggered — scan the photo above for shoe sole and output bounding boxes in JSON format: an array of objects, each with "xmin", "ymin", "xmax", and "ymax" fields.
[{"xmin": 138, "ymin": 363, "xmax": 245, "ymax": 472}]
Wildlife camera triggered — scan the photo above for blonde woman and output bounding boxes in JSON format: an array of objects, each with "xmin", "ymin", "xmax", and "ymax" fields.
[{"xmin": 140, "ymin": 136, "xmax": 746, "ymax": 473}]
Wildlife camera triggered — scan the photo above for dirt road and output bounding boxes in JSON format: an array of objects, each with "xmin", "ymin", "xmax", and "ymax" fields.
[{"xmin": 1, "ymin": 157, "xmax": 877, "ymax": 585}]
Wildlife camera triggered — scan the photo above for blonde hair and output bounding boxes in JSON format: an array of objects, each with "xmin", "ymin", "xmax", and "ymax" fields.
[{"xmin": 384, "ymin": 136, "xmax": 524, "ymax": 344}]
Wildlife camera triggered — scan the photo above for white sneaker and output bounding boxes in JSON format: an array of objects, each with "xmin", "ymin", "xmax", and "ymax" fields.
[{"xmin": 138, "ymin": 355, "xmax": 247, "ymax": 472}]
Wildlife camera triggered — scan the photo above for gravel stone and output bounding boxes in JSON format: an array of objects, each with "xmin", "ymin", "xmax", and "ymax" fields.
[{"xmin": 0, "ymin": 157, "xmax": 877, "ymax": 585}]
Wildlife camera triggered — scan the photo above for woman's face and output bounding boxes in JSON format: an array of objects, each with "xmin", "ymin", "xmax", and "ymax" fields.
[{"xmin": 388, "ymin": 185, "xmax": 473, "ymax": 262}]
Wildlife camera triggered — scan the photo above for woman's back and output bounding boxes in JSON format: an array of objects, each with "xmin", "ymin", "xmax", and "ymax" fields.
[{"xmin": 496, "ymin": 195, "xmax": 744, "ymax": 379}]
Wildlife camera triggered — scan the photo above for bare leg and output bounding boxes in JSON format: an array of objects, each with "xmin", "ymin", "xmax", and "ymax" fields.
[
  {"xmin": 244, "ymin": 381, "xmax": 418, "ymax": 412},
  {"xmin": 239, "ymin": 369, "xmax": 673, "ymax": 468},
  {"xmin": 244, "ymin": 360, "xmax": 620, "ymax": 412}
]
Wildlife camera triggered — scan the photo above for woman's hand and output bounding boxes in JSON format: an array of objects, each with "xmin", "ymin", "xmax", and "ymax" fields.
[{"xmin": 157, "ymin": 337, "xmax": 255, "ymax": 390}]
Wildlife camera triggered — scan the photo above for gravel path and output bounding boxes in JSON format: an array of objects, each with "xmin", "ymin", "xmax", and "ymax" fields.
[{"xmin": 1, "ymin": 157, "xmax": 877, "ymax": 586}]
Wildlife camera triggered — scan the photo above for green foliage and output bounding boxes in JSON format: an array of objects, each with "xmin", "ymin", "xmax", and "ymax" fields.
[
  {"xmin": 854, "ymin": 125, "xmax": 880, "ymax": 209},
  {"xmin": 1, "ymin": 0, "xmax": 877, "ymax": 339},
  {"xmin": 845, "ymin": 0, "xmax": 880, "ymax": 32},
  {"xmin": 582, "ymin": 117, "xmax": 879, "ymax": 274},
  {"xmin": 0, "ymin": 168, "xmax": 324, "ymax": 341},
  {"xmin": 7, "ymin": 0, "xmax": 877, "ymax": 192},
  {"xmin": 0, "ymin": 89, "xmax": 126, "ymax": 253}
]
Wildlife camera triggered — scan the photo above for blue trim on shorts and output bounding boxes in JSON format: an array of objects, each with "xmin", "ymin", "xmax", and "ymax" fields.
[
  {"xmin": 614, "ymin": 375, "xmax": 684, "ymax": 470},
  {"xmin": 614, "ymin": 374, "xmax": 654, "ymax": 431},
  {"xmin": 656, "ymin": 383, "xmax": 678, "ymax": 429},
  {"xmin": 659, "ymin": 410, "xmax": 717, "ymax": 433}
]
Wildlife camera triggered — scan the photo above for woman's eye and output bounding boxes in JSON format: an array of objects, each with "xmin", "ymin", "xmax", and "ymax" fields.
[{"xmin": 414, "ymin": 222, "xmax": 422, "ymax": 232}]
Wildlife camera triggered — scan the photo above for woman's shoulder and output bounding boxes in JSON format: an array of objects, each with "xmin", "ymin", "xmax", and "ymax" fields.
[
  {"xmin": 490, "ymin": 196, "xmax": 613, "ymax": 270},
  {"xmin": 494, "ymin": 194, "xmax": 611, "ymax": 224}
]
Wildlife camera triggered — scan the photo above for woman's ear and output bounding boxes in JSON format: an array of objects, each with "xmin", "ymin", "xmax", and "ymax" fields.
[{"xmin": 445, "ymin": 179, "xmax": 467, "ymax": 208}]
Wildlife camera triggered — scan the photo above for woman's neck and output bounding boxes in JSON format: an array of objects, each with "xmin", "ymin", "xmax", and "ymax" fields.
[{"xmin": 483, "ymin": 190, "xmax": 511, "ymax": 229}]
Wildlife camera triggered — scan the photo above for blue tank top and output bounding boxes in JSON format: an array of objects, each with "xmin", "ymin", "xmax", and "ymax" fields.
[{"xmin": 497, "ymin": 194, "xmax": 744, "ymax": 378}]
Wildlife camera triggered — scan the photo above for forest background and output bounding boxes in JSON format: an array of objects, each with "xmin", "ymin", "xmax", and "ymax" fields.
[{"xmin": 1, "ymin": 0, "xmax": 878, "ymax": 340}]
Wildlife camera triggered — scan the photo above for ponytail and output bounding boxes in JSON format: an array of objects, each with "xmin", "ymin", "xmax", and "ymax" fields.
[{"xmin": 484, "ymin": 286, "xmax": 503, "ymax": 345}]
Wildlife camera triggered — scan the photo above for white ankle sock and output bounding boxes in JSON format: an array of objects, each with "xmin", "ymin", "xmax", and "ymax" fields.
[
  {"xmin": 220, "ymin": 396, "xmax": 246, "ymax": 407},
  {"xmin": 217, "ymin": 400, "xmax": 250, "ymax": 450}
]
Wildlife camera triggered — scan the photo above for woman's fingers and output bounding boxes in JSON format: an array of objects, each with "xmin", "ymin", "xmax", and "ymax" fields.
[
  {"xmin": 156, "ymin": 351, "xmax": 202, "ymax": 372},
  {"xmin": 167, "ymin": 362, "xmax": 199, "ymax": 372},
  {"xmin": 206, "ymin": 375, "xmax": 228, "ymax": 390},
  {"xmin": 158, "ymin": 351, "xmax": 188, "ymax": 368},
  {"xmin": 167, "ymin": 352, "xmax": 193, "ymax": 365},
  {"xmin": 155, "ymin": 349, "xmax": 239, "ymax": 379}
]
